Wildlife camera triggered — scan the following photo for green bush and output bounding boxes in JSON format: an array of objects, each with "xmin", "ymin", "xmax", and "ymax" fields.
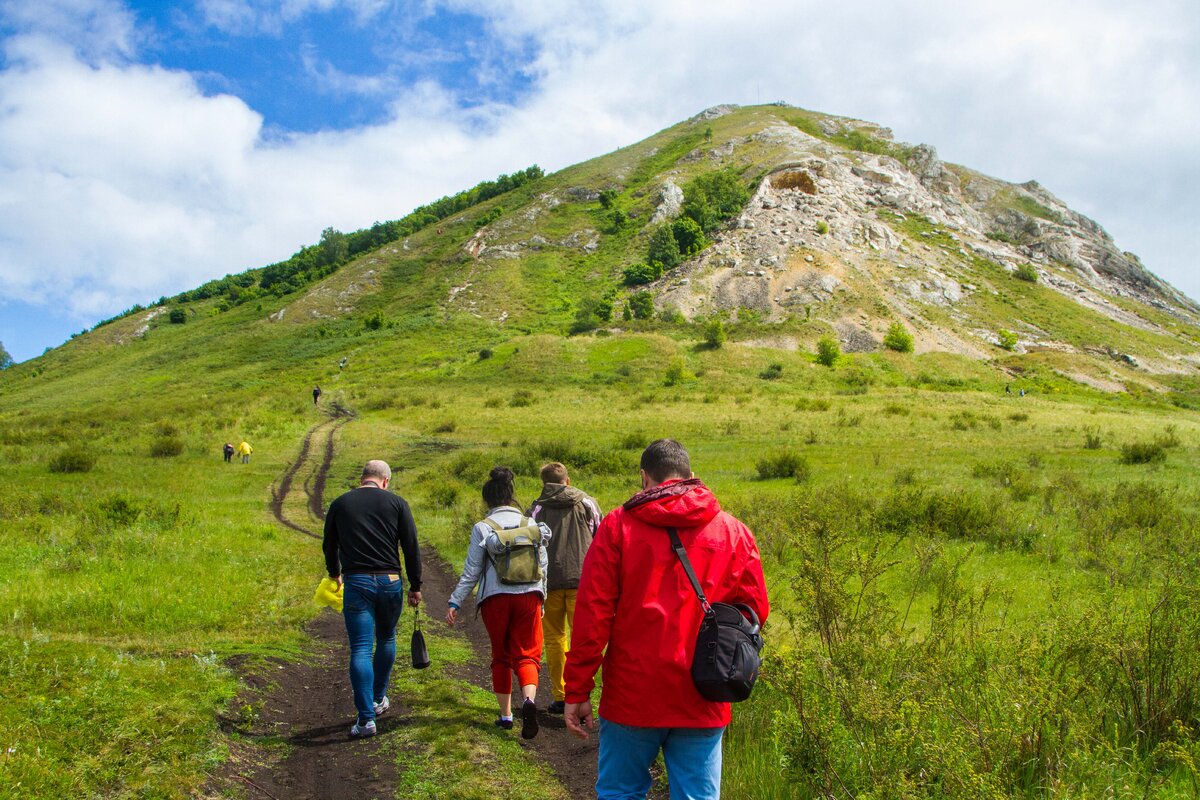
[
  {"xmin": 628, "ymin": 291, "xmax": 654, "ymax": 320},
  {"xmin": 168, "ymin": 308, "xmax": 187, "ymax": 324},
  {"xmin": 432, "ymin": 420, "xmax": 457, "ymax": 434},
  {"xmin": 702, "ymin": 318, "xmax": 726, "ymax": 349},
  {"xmin": 49, "ymin": 446, "xmax": 96, "ymax": 473},
  {"xmin": 815, "ymin": 220, "xmax": 829, "ymax": 235},
  {"xmin": 815, "ymin": 336, "xmax": 840, "ymax": 367},
  {"xmin": 758, "ymin": 363, "xmax": 783, "ymax": 380},
  {"xmin": 647, "ymin": 225, "xmax": 681, "ymax": 270},
  {"xmin": 509, "ymin": 390, "xmax": 534, "ymax": 408},
  {"xmin": 755, "ymin": 450, "xmax": 810, "ymax": 481},
  {"xmin": 622, "ymin": 262, "xmax": 661, "ymax": 286},
  {"xmin": 882, "ymin": 321, "xmax": 914, "ymax": 353},
  {"xmin": 1014, "ymin": 263, "xmax": 1039, "ymax": 282},
  {"xmin": 997, "ymin": 329, "xmax": 1018, "ymax": 351},
  {"xmin": 670, "ymin": 217, "xmax": 708, "ymax": 256},
  {"xmin": 149, "ymin": 437, "xmax": 184, "ymax": 458},
  {"xmin": 478, "ymin": 348, "xmax": 493, "ymax": 360},
  {"xmin": 1082, "ymin": 426, "xmax": 1103, "ymax": 449},
  {"xmin": 1119, "ymin": 440, "xmax": 1167, "ymax": 465},
  {"xmin": 682, "ymin": 169, "xmax": 749, "ymax": 232}
]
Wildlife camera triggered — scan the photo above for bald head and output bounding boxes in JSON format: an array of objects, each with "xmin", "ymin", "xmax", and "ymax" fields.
[{"xmin": 361, "ymin": 460, "xmax": 392, "ymax": 487}]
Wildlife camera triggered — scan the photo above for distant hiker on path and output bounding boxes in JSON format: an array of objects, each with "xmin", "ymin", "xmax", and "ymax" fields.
[
  {"xmin": 563, "ymin": 439, "xmax": 770, "ymax": 799},
  {"xmin": 527, "ymin": 461, "xmax": 601, "ymax": 715},
  {"xmin": 323, "ymin": 460, "xmax": 423, "ymax": 738},
  {"xmin": 339, "ymin": 357, "xmax": 348, "ymax": 370},
  {"xmin": 313, "ymin": 386, "xmax": 322, "ymax": 405},
  {"xmin": 223, "ymin": 442, "xmax": 234, "ymax": 463},
  {"xmin": 446, "ymin": 467, "xmax": 551, "ymax": 739},
  {"xmin": 235, "ymin": 440, "xmax": 252, "ymax": 464}
]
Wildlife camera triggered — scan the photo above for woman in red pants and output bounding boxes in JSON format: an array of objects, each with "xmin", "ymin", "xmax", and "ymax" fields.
[{"xmin": 446, "ymin": 466, "xmax": 551, "ymax": 739}]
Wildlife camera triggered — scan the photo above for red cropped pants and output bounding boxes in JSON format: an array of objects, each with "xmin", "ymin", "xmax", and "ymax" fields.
[{"xmin": 479, "ymin": 591, "xmax": 544, "ymax": 694}]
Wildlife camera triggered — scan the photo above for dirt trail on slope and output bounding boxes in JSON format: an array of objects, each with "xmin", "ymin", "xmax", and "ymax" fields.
[{"xmin": 219, "ymin": 415, "xmax": 601, "ymax": 799}]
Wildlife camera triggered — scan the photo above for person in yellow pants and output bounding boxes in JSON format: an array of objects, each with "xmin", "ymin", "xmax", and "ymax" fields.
[{"xmin": 527, "ymin": 462, "xmax": 602, "ymax": 712}]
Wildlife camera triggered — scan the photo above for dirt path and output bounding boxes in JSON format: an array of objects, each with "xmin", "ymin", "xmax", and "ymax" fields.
[{"xmin": 220, "ymin": 418, "xmax": 601, "ymax": 799}]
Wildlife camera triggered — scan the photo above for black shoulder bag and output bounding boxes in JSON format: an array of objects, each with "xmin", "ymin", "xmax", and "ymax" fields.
[{"xmin": 667, "ymin": 527, "xmax": 764, "ymax": 702}]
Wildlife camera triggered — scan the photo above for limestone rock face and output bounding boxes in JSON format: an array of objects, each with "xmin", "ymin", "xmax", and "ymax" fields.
[
  {"xmin": 650, "ymin": 180, "xmax": 684, "ymax": 224},
  {"xmin": 650, "ymin": 106, "xmax": 1197, "ymax": 371}
]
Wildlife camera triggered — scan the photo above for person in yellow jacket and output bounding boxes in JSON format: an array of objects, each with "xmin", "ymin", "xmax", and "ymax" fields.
[{"xmin": 236, "ymin": 440, "xmax": 253, "ymax": 464}]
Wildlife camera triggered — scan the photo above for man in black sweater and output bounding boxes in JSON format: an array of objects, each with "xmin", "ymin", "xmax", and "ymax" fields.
[{"xmin": 323, "ymin": 460, "xmax": 423, "ymax": 738}]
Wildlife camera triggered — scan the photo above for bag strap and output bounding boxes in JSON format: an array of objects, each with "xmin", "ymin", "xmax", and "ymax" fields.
[
  {"xmin": 483, "ymin": 516, "xmax": 533, "ymax": 532},
  {"xmin": 666, "ymin": 527, "xmax": 713, "ymax": 615}
]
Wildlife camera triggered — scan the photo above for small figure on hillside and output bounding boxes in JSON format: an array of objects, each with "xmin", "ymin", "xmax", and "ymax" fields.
[
  {"xmin": 313, "ymin": 386, "xmax": 322, "ymax": 405},
  {"xmin": 447, "ymin": 467, "xmax": 551, "ymax": 740},
  {"xmin": 527, "ymin": 461, "xmax": 602, "ymax": 715},
  {"xmin": 236, "ymin": 440, "xmax": 253, "ymax": 464},
  {"xmin": 1005, "ymin": 384, "xmax": 1011, "ymax": 395},
  {"xmin": 1019, "ymin": 388, "xmax": 1026, "ymax": 398},
  {"xmin": 564, "ymin": 439, "xmax": 770, "ymax": 798},
  {"xmin": 223, "ymin": 442, "xmax": 234, "ymax": 463},
  {"xmin": 323, "ymin": 460, "xmax": 423, "ymax": 739},
  {"xmin": 339, "ymin": 357, "xmax": 348, "ymax": 370}
]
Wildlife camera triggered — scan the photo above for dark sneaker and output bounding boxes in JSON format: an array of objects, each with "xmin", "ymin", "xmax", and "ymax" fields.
[
  {"xmin": 547, "ymin": 700, "xmax": 565, "ymax": 715},
  {"xmin": 494, "ymin": 717, "xmax": 514, "ymax": 730},
  {"xmin": 521, "ymin": 698, "xmax": 539, "ymax": 740},
  {"xmin": 350, "ymin": 719, "xmax": 376, "ymax": 738}
]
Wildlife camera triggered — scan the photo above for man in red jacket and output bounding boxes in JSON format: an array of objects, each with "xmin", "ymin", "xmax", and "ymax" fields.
[{"xmin": 564, "ymin": 439, "xmax": 769, "ymax": 799}]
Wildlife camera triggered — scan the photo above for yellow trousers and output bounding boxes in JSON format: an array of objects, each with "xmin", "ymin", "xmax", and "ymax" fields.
[{"xmin": 541, "ymin": 588, "xmax": 577, "ymax": 702}]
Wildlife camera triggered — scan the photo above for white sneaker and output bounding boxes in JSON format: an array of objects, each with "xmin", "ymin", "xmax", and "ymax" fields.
[
  {"xmin": 350, "ymin": 719, "xmax": 376, "ymax": 738},
  {"xmin": 373, "ymin": 696, "xmax": 390, "ymax": 716}
]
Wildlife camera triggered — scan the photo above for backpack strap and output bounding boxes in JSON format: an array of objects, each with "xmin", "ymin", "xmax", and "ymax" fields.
[{"xmin": 666, "ymin": 527, "xmax": 713, "ymax": 616}]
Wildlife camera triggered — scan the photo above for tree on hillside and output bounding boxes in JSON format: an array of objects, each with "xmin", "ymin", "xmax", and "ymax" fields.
[
  {"xmin": 816, "ymin": 336, "xmax": 840, "ymax": 367},
  {"xmin": 883, "ymin": 322, "xmax": 914, "ymax": 353},
  {"xmin": 671, "ymin": 217, "xmax": 708, "ymax": 256},
  {"xmin": 683, "ymin": 169, "xmax": 749, "ymax": 232},
  {"xmin": 647, "ymin": 225, "xmax": 681, "ymax": 270},
  {"xmin": 0, "ymin": 341, "xmax": 12, "ymax": 369},
  {"xmin": 628, "ymin": 291, "xmax": 655, "ymax": 320}
]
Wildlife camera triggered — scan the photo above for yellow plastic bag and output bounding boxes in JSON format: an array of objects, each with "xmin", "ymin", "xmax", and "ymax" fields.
[{"xmin": 313, "ymin": 577, "xmax": 343, "ymax": 612}]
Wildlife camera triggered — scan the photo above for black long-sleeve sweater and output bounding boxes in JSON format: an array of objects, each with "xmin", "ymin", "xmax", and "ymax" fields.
[{"xmin": 323, "ymin": 485, "xmax": 422, "ymax": 590}]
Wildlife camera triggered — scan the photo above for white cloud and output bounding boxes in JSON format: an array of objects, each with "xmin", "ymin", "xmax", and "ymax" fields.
[{"xmin": 0, "ymin": 0, "xmax": 1196, "ymax": 337}]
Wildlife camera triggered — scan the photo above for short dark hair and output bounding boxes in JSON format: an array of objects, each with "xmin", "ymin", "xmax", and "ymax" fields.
[
  {"xmin": 640, "ymin": 439, "xmax": 691, "ymax": 483},
  {"xmin": 540, "ymin": 461, "xmax": 568, "ymax": 484},
  {"xmin": 482, "ymin": 466, "xmax": 516, "ymax": 508}
]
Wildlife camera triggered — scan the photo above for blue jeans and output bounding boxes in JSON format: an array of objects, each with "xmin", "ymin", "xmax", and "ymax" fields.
[
  {"xmin": 342, "ymin": 574, "xmax": 404, "ymax": 723},
  {"xmin": 597, "ymin": 718, "xmax": 724, "ymax": 800}
]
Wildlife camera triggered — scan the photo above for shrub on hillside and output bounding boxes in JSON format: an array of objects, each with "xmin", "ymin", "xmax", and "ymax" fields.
[
  {"xmin": 150, "ymin": 437, "xmax": 184, "ymax": 457},
  {"xmin": 759, "ymin": 363, "xmax": 784, "ymax": 380},
  {"xmin": 168, "ymin": 308, "xmax": 187, "ymax": 324},
  {"xmin": 1083, "ymin": 426, "xmax": 1103, "ymax": 450},
  {"xmin": 622, "ymin": 262, "xmax": 662, "ymax": 286},
  {"xmin": 647, "ymin": 225, "xmax": 681, "ymax": 270},
  {"xmin": 1014, "ymin": 263, "xmax": 1039, "ymax": 282},
  {"xmin": 628, "ymin": 291, "xmax": 654, "ymax": 320},
  {"xmin": 49, "ymin": 446, "xmax": 96, "ymax": 473},
  {"xmin": 996, "ymin": 329, "xmax": 1018, "ymax": 351},
  {"xmin": 755, "ymin": 450, "xmax": 810, "ymax": 482},
  {"xmin": 671, "ymin": 217, "xmax": 708, "ymax": 256},
  {"xmin": 509, "ymin": 389, "xmax": 534, "ymax": 408},
  {"xmin": 1119, "ymin": 440, "xmax": 1167, "ymax": 465},
  {"xmin": 478, "ymin": 348, "xmax": 493, "ymax": 360},
  {"xmin": 815, "ymin": 220, "xmax": 830, "ymax": 235},
  {"xmin": 682, "ymin": 170, "xmax": 749, "ymax": 232},
  {"xmin": 815, "ymin": 336, "xmax": 840, "ymax": 367},
  {"xmin": 702, "ymin": 318, "xmax": 726, "ymax": 349},
  {"xmin": 882, "ymin": 322, "xmax": 914, "ymax": 353}
]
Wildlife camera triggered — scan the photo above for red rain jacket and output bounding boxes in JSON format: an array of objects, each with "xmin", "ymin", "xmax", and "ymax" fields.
[{"xmin": 564, "ymin": 478, "xmax": 769, "ymax": 728}]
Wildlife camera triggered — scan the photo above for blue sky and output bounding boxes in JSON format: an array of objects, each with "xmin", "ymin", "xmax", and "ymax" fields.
[{"xmin": 0, "ymin": 0, "xmax": 1197, "ymax": 363}]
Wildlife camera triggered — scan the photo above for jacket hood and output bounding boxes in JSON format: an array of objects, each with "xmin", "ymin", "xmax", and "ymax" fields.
[
  {"xmin": 534, "ymin": 483, "xmax": 589, "ymax": 509},
  {"xmin": 623, "ymin": 478, "xmax": 720, "ymax": 529}
]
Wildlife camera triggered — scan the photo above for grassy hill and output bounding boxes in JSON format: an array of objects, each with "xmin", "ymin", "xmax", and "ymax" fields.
[{"xmin": 2, "ymin": 104, "xmax": 1199, "ymax": 798}]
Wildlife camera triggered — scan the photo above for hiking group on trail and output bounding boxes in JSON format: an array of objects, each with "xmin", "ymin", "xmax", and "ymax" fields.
[
  {"xmin": 320, "ymin": 439, "xmax": 769, "ymax": 799},
  {"xmin": 222, "ymin": 440, "xmax": 252, "ymax": 463}
]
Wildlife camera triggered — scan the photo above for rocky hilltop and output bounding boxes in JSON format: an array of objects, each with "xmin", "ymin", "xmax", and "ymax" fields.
[{"xmin": 82, "ymin": 103, "xmax": 1199, "ymax": 395}]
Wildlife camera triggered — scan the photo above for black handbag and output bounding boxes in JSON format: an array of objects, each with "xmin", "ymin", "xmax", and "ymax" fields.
[
  {"xmin": 667, "ymin": 527, "xmax": 763, "ymax": 702},
  {"xmin": 411, "ymin": 607, "xmax": 431, "ymax": 669}
]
